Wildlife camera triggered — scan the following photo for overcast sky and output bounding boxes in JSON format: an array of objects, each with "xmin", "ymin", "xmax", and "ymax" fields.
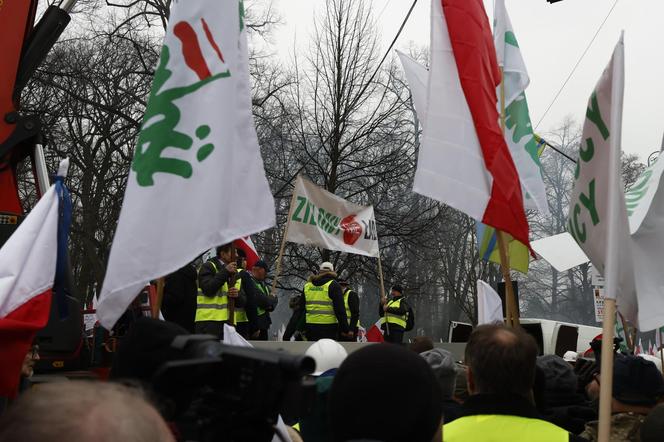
[{"xmin": 270, "ymin": 0, "xmax": 664, "ymax": 163}]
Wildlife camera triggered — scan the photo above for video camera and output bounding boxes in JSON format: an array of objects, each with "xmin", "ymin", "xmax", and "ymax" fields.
[
  {"xmin": 112, "ymin": 319, "xmax": 315, "ymax": 442},
  {"xmin": 151, "ymin": 335, "xmax": 315, "ymax": 442}
]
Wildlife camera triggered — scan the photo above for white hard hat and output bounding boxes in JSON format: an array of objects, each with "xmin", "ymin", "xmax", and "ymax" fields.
[
  {"xmin": 563, "ymin": 351, "xmax": 578, "ymax": 363},
  {"xmin": 305, "ymin": 339, "xmax": 348, "ymax": 376},
  {"xmin": 319, "ymin": 262, "xmax": 334, "ymax": 272}
]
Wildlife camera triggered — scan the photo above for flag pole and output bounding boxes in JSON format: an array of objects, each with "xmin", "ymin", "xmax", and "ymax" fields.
[
  {"xmin": 598, "ymin": 298, "xmax": 617, "ymax": 442},
  {"xmin": 270, "ymin": 182, "xmax": 299, "ymax": 298},
  {"xmin": 152, "ymin": 277, "xmax": 165, "ymax": 319},
  {"xmin": 377, "ymin": 254, "xmax": 389, "ymax": 336},
  {"xmin": 498, "ymin": 68, "xmax": 520, "ymax": 328}
]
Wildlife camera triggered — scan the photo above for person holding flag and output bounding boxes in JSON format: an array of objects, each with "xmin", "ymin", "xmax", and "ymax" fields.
[
  {"xmin": 380, "ymin": 285, "xmax": 411, "ymax": 344},
  {"xmin": 195, "ymin": 243, "xmax": 246, "ymax": 339}
]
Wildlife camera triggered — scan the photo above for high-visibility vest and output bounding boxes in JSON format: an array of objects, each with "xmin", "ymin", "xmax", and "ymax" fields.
[
  {"xmin": 253, "ymin": 277, "xmax": 270, "ymax": 317},
  {"xmin": 304, "ymin": 280, "xmax": 337, "ymax": 325},
  {"xmin": 343, "ymin": 288, "xmax": 352, "ymax": 326},
  {"xmin": 380, "ymin": 297, "xmax": 407, "ymax": 328},
  {"xmin": 443, "ymin": 414, "xmax": 568, "ymax": 442},
  {"xmin": 195, "ymin": 261, "xmax": 243, "ymax": 323}
]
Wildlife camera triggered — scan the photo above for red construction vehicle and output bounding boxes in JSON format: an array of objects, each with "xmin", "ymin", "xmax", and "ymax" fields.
[{"xmin": 0, "ymin": 0, "xmax": 88, "ymax": 374}]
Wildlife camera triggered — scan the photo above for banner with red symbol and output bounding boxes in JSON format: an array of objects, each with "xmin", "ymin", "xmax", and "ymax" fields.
[{"xmin": 286, "ymin": 176, "xmax": 379, "ymax": 257}]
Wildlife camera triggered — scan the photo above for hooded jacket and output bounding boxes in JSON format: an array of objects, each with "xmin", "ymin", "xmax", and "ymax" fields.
[{"xmin": 304, "ymin": 271, "xmax": 349, "ymax": 333}]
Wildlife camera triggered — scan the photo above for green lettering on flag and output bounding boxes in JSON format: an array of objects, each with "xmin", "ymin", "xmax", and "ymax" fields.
[{"xmin": 586, "ymin": 92, "xmax": 610, "ymax": 141}]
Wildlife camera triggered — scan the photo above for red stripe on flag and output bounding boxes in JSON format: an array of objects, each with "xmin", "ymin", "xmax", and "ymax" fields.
[
  {"xmin": 201, "ymin": 18, "xmax": 225, "ymax": 63},
  {"xmin": 0, "ymin": 290, "xmax": 52, "ymax": 398},
  {"xmin": 234, "ymin": 237, "xmax": 260, "ymax": 270},
  {"xmin": 174, "ymin": 21, "xmax": 212, "ymax": 80},
  {"xmin": 441, "ymin": 0, "xmax": 530, "ymax": 249}
]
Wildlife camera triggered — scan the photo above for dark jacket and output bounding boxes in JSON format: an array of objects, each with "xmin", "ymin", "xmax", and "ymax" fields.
[
  {"xmin": 161, "ymin": 263, "xmax": 197, "ymax": 333},
  {"xmin": 379, "ymin": 295, "xmax": 408, "ymax": 331},
  {"xmin": 241, "ymin": 271, "xmax": 278, "ymax": 332},
  {"xmin": 283, "ymin": 294, "xmax": 305, "ymax": 341},
  {"xmin": 304, "ymin": 272, "xmax": 348, "ymax": 334},
  {"xmin": 454, "ymin": 393, "xmax": 588, "ymax": 442},
  {"xmin": 345, "ymin": 289, "xmax": 360, "ymax": 332},
  {"xmin": 197, "ymin": 258, "xmax": 246, "ymax": 308}
]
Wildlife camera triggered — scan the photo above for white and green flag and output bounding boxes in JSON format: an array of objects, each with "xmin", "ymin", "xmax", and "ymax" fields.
[
  {"xmin": 494, "ymin": 0, "xmax": 549, "ymax": 216},
  {"xmin": 567, "ymin": 34, "xmax": 636, "ymax": 324},
  {"xmin": 286, "ymin": 176, "xmax": 379, "ymax": 258},
  {"xmin": 97, "ymin": 1, "xmax": 275, "ymax": 329}
]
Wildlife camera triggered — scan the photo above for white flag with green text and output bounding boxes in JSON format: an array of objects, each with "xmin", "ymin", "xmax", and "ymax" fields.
[
  {"xmin": 97, "ymin": 1, "xmax": 275, "ymax": 329},
  {"xmin": 567, "ymin": 34, "xmax": 637, "ymax": 324},
  {"xmin": 286, "ymin": 176, "xmax": 379, "ymax": 258},
  {"xmin": 494, "ymin": 0, "xmax": 549, "ymax": 215}
]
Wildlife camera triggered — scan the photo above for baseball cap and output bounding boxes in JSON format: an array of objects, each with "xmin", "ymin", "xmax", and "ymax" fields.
[
  {"xmin": 253, "ymin": 260, "xmax": 269, "ymax": 271},
  {"xmin": 563, "ymin": 350, "xmax": 578, "ymax": 363},
  {"xmin": 319, "ymin": 262, "xmax": 334, "ymax": 272}
]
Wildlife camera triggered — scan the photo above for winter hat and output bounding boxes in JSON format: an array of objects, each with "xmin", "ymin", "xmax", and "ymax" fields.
[
  {"xmin": 111, "ymin": 317, "xmax": 190, "ymax": 381},
  {"xmin": 330, "ymin": 344, "xmax": 442, "ymax": 442},
  {"xmin": 613, "ymin": 355, "xmax": 664, "ymax": 406},
  {"xmin": 391, "ymin": 285, "xmax": 403, "ymax": 294},
  {"xmin": 536, "ymin": 354, "xmax": 578, "ymax": 395},
  {"xmin": 420, "ymin": 348, "xmax": 457, "ymax": 399}
]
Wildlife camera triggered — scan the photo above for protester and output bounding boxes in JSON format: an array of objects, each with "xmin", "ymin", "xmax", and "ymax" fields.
[
  {"xmin": 410, "ymin": 336, "xmax": 435, "ymax": 353},
  {"xmin": 195, "ymin": 243, "xmax": 245, "ymax": 339},
  {"xmin": 299, "ymin": 339, "xmax": 348, "ymax": 442},
  {"xmin": 536, "ymin": 354, "xmax": 597, "ymax": 434},
  {"xmin": 379, "ymin": 285, "xmax": 410, "ymax": 344},
  {"xmin": 283, "ymin": 294, "xmax": 305, "ymax": 341},
  {"xmin": 161, "ymin": 261, "xmax": 197, "ymax": 333},
  {"xmin": 443, "ymin": 324, "xmax": 577, "ymax": 441},
  {"xmin": 640, "ymin": 403, "xmax": 664, "ymax": 442},
  {"xmin": 242, "ymin": 259, "xmax": 277, "ymax": 340},
  {"xmin": 329, "ymin": 344, "xmax": 443, "ymax": 442},
  {"xmin": 232, "ymin": 248, "xmax": 251, "ymax": 339},
  {"xmin": 580, "ymin": 355, "xmax": 664, "ymax": 441},
  {"xmin": 303, "ymin": 262, "xmax": 349, "ymax": 341},
  {"xmin": 0, "ymin": 381, "xmax": 175, "ymax": 442},
  {"xmin": 338, "ymin": 277, "xmax": 359, "ymax": 342},
  {"xmin": 421, "ymin": 348, "xmax": 463, "ymax": 423}
]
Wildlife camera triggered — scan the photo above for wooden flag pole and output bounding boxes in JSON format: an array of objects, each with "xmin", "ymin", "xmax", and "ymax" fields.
[
  {"xmin": 152, "ymin": 277, "xmax": 165, "ymax": 319},
  {"xmin": 659, "ymin": 328, "xmax": 664, "ymax": 373},
  {"xmin": 227, "ymin": 245, "xmax": 238, "ymax": 326},
  {"xmin": 270, "ymin": 184, "xmax": 299, "ymax": 298},
  {"xmin": 497, "ymin": 68, "xmax": 520, "ymax": 328},
  {"xmin": 598, "ymin": 298, "xmax": 617, "ymax": 442},
  {"xmin": 377, "ymin": 254, "xmax": 389, "ymax": 336}
]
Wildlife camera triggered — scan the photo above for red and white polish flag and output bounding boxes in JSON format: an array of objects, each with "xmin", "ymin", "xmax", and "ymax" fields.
[
  {"xmin": 0, "ymin": 159, "xmax": 69, "ymax": 397},
  {"xmin": 413, "ymin": 0, "xmax": 530, "ymax": 248}
]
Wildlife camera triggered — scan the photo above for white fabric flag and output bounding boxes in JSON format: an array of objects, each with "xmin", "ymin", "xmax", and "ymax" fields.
[
  {"xmin": 0, "ymin": 159, "xmax": 69, "ymax": 317},
  {"xmin": 396, "ymin": 50, "xmax": 429, "ymax": 128},
  {"xmin": 627, "ymin": 154, "xmax": 664, "ymax": 330},
  {"xmin": 413, "ymin": 0, "xmax": 492, "ymax": 221},
  {"xmin": 476, "ymin": 280, "xmax": 504, "ymax": 325},
  {"xmin": 98, "ymin": 1, "xmax": 275, "ymax": 329},
  {"xmin": 286, "ymin": 176, "xmax": 379, "ymax": 257},
  {"xmin": 494, "ymin": 0, "xmax": 549, "ymax": 215},
  {"xmin": 567, "ymin": 34, "xmax": 636, "ymax": 324}
]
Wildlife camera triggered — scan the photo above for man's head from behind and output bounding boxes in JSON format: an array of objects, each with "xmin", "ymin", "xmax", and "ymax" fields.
[
  {"xmin": 329, "ymin": 344, "xmax": 442, "ymax": 442},
  {"xmin": 0, "ymin": 381, "xmax": 174, "ymax": 442},
  {"xmin": 465, "ymin": 324, "xmax": 538, "ymax": 397}
]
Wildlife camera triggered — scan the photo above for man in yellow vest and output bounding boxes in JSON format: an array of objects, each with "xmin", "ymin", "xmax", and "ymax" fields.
[
  {"xmin": 303, "ymin": 262, "xmax": 350, "ymax": 341},
  {"xmin": 338, "ymin": 277, "xmax": 359, "ymax": 342},
  {"xmin": 443, "ymin": 324, "xmax": 575, "ymax": 441},
  {"xmin": 379, "ymin": 285, "xmax": 409, "ymax": 344},
  {"xmin": 242, "ymin": 259, "xmax": 277, "ymax": 340},
  {"xmin": 195, "ymin": 243, "xmax": 246, "ymax": 339}
]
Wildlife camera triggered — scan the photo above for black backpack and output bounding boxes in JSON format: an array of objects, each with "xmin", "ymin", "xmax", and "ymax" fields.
[{"xmin": 404, "ymin": 301, "xmax": 415, "ymax": 331}]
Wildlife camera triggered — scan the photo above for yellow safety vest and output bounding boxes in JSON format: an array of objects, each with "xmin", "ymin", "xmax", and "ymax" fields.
[
  {"xmin": 195, "ymin": 261, "xmax": 243, "ymax": 323},
  {"xmin": 380, "ymin": 297, "xmax": 407, "ymax": 328},
  {"xmin": 343, "ymin": 288, "xmax": 352, "ymax": 325},
  {"xmin": 443, "ymin": 414, "xmax": 568, "ymax": 442},
  {"xmin": 253, "ymin": 278, "xmax": 269, "ymax": 317},
  {"xmin": 304, "ymin": 280, "xmax": 337, "ymax": 325}
]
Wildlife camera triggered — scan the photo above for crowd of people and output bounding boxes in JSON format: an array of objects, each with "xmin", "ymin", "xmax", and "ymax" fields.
[
  {"xmin": 2, "ymin": 319, "xmax": 664, "ymax": 441},
  {"xmin": 165, "ymin": 242, "xmax": 415, "ymax": 344}
]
